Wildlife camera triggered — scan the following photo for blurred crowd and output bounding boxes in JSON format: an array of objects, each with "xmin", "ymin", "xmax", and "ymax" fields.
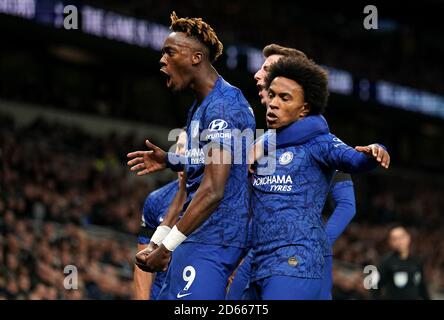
[
  {"xmin": 84, "ymin": 0, "xmax": 444, "ymax": 95},
  {"xmin": 0, "ymin": 114, "xmax": 166, "ymax": 299},
  {"xmin": 0, "ymin": 218, "xmax": 134, "ymax": 300},
  {"xmin": 0, "ymin": 114, "xmax": 164, "ymax": 234},
  {"xmin": 1, "ymin": 114, "xmax": 443, "ymax": 299}
]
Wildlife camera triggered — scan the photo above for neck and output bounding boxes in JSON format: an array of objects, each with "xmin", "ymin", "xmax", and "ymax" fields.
[
  {"xmin": 399, "ymin": 249, "xmax": 409, "ymax": 259},
  {"xmin": 190, "ymin": 65, "xmax": 219, "ymax": 102}
]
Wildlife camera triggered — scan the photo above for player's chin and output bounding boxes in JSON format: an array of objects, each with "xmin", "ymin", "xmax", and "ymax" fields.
[{"xmin": 266, "ymin": 121, "xmax": 279, "ymax": 129}]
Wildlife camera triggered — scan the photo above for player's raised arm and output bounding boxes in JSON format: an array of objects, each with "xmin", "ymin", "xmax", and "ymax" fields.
[
  {"xmin": 309, "ymin": 134, "xmax": 390, "ymax": 174},
  {"xmin": 355, "ymin": 144, "xmax": 390, "ymax": 169}
]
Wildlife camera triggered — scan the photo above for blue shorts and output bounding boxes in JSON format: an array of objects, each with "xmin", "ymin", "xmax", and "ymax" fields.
[
  {"xmin": 226, "ymin": 250, "xmax": 258, "ymax": 300},
  {"xmin": 157, "ymin": 242, "xmax": 243, "ymax": 300},
  {"xmin": 320, "ymin": 255, "xmax": 333, "ymax": 300},
  {"xmin": 251, "ymin": 275, "xmax": 323, "ymax": 300},
  {"xmin": 150, "ymin": 273, "xmax": 165, "ymax": 300}
]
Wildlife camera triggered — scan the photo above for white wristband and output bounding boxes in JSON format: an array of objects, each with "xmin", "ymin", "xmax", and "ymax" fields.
[
  {"xmin": 162, "ymin": 225, "xmax": 187, "ymax": 252},
  {"xmin": 150, "ymin": 226, "xmax": 171, "ymax": 245}
]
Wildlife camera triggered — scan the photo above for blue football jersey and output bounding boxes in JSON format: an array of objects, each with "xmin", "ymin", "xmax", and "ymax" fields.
[
  {"xmin": 138, "ymin": 180, "xmax": 179, "ymax": 299},
  {"xmin": 251, "ymin": 133, "xmax": 378, "ymax": 281},
  {"xmin": 182, "ymin": 76, "xmax": 256, "ymax": 248}
]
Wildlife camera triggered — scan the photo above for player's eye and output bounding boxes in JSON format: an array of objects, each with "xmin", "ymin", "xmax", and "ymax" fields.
[
  {"xmin": 280, "ymin": 94, "xmax": 291, "ymax": 102},
  {"xmin": 162, "ymin": 48, "xmax": 175, "ymax": 57}
]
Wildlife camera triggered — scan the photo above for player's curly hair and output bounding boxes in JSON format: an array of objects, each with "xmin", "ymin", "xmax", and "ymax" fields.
[
  {"xmin": 263, "ymin": 44, "xmax": 307, "ymax": 59},
  {"xmin": 264, "ymin": 56, "xmax": 329, "ymax": 115},
  {"xmin": 170, "ymin": 11, "xmax": 223, "ymax": 63}
]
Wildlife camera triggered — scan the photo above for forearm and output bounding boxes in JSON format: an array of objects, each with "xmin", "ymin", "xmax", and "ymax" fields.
[
  {"xmin": 338, "ymin": 150, "xmax": 380, "ymax": 173},
  {"xmin": 325, "ymin": 180, "xmax": 356, "ymax": 245},
  {"xmin": 174, "ymin": 150, "xmax": 230, "ymax": 236},
  {"xmin": 176, "ymin": 184, "xmax": 223, "ymax": 236},
  {"xmin": 161, "ymin": 149, "xmax": 231, "ymax": 251},
  {"xmin": 314, "ymin": 135, "xmax": 389, "ymax": 173},
  {"xmin": 161, "ymin": 181, "xmax": 187, "ymax": 228},
  {"xmin": 133, "ymin": 243, "xmax": 153, "ymax": 300},
  {"xmin": 325, "ymin": 202, "xmax": 356, "ymax": 245}
]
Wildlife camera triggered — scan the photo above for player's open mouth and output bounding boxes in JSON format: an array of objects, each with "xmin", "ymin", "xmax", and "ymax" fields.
[
  {"xmin": 266, "ymin": 112, "xmax": 278, "ymax": 123},
  {"xmin": 160, "ymin": 69, "xmax": 172, "ymax": 88}
]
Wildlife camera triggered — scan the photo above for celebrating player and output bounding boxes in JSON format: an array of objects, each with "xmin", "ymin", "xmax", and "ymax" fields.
[
  {"xmin": 227, "ymin": 45, "xmax": 357, "ymax": 300},
  {"xmin": 127, "ymin": 12, "xmax": 255, "ymax": 299},
  {"xmin": 249, "ymin": 55, "xmax": 389, "ymax": 299}
]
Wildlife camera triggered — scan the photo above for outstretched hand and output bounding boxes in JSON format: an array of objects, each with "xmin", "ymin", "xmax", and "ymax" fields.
[
  {"xmin": 127, "ymin": 140, "xmax": 167, "ymax": 176},
  {"xmin": 355, "ymin": 144, "xmax": 390, "ymax": 169}
]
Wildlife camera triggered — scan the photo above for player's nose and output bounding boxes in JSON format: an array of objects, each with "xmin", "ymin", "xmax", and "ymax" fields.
[
  {"xmin": 159, "ymin": 54, "xmax": 167, "ymax": 67},
  {"xmin": 268, "ymin": 97, "xmax": 279, "ymax": 109},
  {"xmin": 254, "ymin": 71, "xmax": 261, "ymax": 81}
]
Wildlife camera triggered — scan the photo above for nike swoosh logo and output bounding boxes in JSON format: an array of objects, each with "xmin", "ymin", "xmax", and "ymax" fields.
[{"xmin": 177, "ymin": 292, "xmax": 192, "ymax": 299}]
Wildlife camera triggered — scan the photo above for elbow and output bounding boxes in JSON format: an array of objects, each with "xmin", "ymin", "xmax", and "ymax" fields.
[{"xmin": 346, "ymin": 201, "xmax": 357, "ymax": 219}]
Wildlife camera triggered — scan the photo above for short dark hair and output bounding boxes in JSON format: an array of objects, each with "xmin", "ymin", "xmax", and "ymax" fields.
[
  {"xmin": 264, "ymin": 56, "xmax": 329, "ymax": 115},
  {"xmin": 170, "ymin": 11, "xmax": 223, "ymax": 63},
  {"xmin": 263, "ymin": 44, "xmax": 307, "ymax": 59}
]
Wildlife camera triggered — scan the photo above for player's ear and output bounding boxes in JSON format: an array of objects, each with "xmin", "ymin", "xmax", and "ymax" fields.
[
  {"xmin": 191, "ymin": 51, "xmax": 203, "ymax": 65},
  {"xmin": 300, "ymin": 103, "xmax": 310, "ymax": 118}
]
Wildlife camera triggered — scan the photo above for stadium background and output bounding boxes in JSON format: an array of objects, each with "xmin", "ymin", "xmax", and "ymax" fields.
[{"xmin": 0, "ymin": 0, "xmax": 443, "ymax": 299}]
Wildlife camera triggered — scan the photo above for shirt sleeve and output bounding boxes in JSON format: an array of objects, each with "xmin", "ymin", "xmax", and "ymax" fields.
[
  {"xmin": 202, "ymin": 96, "xmax": 255, "ymax": 161},
  {"xmin": 325, "ymin": 172, "xmax": 356, "ymax": 246},
  {"xmin": 308, "ymin": 133, "xmax": 384, "ymax": 173}
]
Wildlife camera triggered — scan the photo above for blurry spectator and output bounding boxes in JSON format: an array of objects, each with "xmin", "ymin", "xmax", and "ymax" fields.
[{"xmin": 373, "ymin": 226, "xmax": 430, "ymax": 300}]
